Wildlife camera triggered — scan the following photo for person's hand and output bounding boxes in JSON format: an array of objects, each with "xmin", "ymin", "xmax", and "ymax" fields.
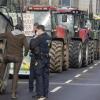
[
  {"xmin": 24, "ymin": 50, "xmax": 28, "ymax": 57},
  {"xmin": 24, "ymin": 52, "xmax": 28, "ymax": 57},
  {"xmin": 34, "ymin": 34, "xmax": 38, "ymax": 38}
]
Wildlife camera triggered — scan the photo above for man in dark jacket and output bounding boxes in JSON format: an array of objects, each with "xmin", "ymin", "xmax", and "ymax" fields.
[
  {"xmin": 30, "ymin": 25, "xmax": 50, "ymax": 100},
  {"xmin": 0, "ymin": 24, "xmax": 29, "ymax": 99},
  {"xmin": 29, "ymin": 23, "xmax": 39, "ymax": 92}
]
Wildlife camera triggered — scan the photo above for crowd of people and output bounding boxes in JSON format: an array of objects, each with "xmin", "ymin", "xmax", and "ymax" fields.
[{"xmin": 0, "ymin": 23, "xmax": 50, "ymax": 100}]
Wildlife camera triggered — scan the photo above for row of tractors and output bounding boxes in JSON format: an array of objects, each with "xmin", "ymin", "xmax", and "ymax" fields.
[
  {"xmin": 26, "ymin": 5, "xmax": 100, "ymax": 72},
  {"xmin": 49, "ymin": 7, "xmax": 100, "ymax": 72}
]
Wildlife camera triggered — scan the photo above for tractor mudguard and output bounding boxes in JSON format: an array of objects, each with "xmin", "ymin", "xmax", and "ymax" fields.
[{"xmin": 79, "ymin": 28, "xmax": 89, "ymax": 42}]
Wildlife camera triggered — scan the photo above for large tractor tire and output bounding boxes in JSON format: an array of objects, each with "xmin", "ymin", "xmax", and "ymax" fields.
[
  {"xmin": 91, "ymin": 40, "xmax": 94, "ymax": 64},
  {"xmin": 69, "ymin": 40, "xmax": 83, "ymax": 68},
  {"xmin": 94, "ymin": 40, "xmax": 98, "ymax": 60},
  {"xmin": 0, "ymin": 39, "xmax": 9, "ymax": 94},
  {"xmin": 82, "ymin": 43, "xmax": 89, "ymax": 67},
  {"xmin": 88, "ymin": 40, "xmax": 94, "ymax": 64},
  {"xmin": 62, "ymin": 44, "xmax": 69, "ymax": 71},
  {"xmin": 97, "ymin": 32, "xmax": 100, "ymax": 60},
  {"xmin": 97, "ymin": 40, "xmax": 100, "ymax": 60},
  {"xmin": 0, "ymin": 64, "xmax": 10, "ymax": 94},
  {"xmin": 49, "ymin": 41, "xmax": 63, "ymax": 73}
]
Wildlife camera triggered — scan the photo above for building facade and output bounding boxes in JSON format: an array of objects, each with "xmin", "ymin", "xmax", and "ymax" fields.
[{"xmin": 71, "ymin": 0, "xmax": 100, "ymax": 15}]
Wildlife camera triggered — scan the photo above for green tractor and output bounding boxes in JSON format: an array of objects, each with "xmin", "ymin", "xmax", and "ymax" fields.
[{"xmin": 91, "ymin": 18, "xmax": 100, "ymax": 60}]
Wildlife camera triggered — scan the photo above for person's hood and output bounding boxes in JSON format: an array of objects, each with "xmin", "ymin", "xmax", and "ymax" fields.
[{"xmin": 11, "ymin": 29, "xmax": 23, "ymax": 36}]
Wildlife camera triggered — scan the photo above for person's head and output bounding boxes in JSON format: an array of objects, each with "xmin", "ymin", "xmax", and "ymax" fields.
[
  {"xmin": 33, "ymin": 23, "xmax": 39, "ymax": 33},
  {"xmin": 36, "ymin": 25, "xmax": 45, "ymax": 35},
  {"xmin": 15, "ymin": 24, "xmax": 23, "ymax": 31}
]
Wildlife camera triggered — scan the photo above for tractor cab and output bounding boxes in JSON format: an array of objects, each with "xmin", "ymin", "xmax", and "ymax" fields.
[
  {"xmin": 27, "ymin": 6, "xmax": 57, "ymax": 37},
  {"xmin": 56, "ymin": 8, "xmax": 89, "ymax": 40}
]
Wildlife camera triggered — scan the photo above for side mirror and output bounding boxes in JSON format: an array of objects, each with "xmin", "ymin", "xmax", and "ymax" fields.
[{"xmin": 62, "ymin": 14, "xmax": 67, "ymax": 22}]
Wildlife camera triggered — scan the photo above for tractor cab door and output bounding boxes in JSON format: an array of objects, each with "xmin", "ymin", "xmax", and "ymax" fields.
[{"xmin": 51, "ymin": 12, "xmax": 58, "ymax": 38}]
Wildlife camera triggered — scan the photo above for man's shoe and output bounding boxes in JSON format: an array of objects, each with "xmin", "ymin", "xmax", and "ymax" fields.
[
  {"xmin": 37, "ymin": 96, "xmax": 46, "ymax": 100},
  {"xmin": 11, "ymin": 94, "xmax": 17, "ymax": 99},
  {"xmin": 11, "ymin": 96, "xmax": 17, "ymax": 99}
]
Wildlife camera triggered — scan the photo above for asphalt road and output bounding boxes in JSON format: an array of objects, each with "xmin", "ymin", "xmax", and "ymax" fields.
[{"xmin": 1, "ymin": 61, "xmax": 100, "ymax": 100}]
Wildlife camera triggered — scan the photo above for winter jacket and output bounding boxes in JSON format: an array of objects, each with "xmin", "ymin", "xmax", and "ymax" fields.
[{"xmin": 0, "ymin": 29, "xmax": 29, "ymax": 61}]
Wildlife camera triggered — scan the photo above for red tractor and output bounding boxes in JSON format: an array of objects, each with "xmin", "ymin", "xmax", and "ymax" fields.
[
  {"xmin": 49, "ymin": 7, "xmax": 94, "ymax": 71},
  {"xmin": 26, "ymin": 6, "xmax": 69, "ymax": 73}
]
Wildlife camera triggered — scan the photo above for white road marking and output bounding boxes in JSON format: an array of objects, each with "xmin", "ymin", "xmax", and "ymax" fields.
[
  {"xmin": 82, "ymin": 69, "xmax": 88, "ymax": 73},
  {"xmin": 69, "ymin": 83, "xmax": 100, "ymax": 86},
  {"xmin": 89, "ymin": 66, "xmax": 94, "ymax": 69},
  {"xmin": 74, "ymin": 74, "xmax": 81, "ymax": 78},
  {"xmin": 94, "ymin": 63, "xmax": 98, "ymax": 66},
  {"xmin": 50, "ymin": 82, "xmax": 65, "ymax": 85},
  {"xmin": 50, "ymin": 86, "xmax": 62, "ymax": 93},
  {"xmin": 65, "ymin": 80, "xmax": 72, "ymax": 84}
]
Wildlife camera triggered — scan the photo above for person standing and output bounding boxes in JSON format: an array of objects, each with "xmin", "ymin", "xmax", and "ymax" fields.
[
  {"xmin": 29, "ymin": 23, "xmax": 39, "ymax": 92},
  {"xmin": 0, "ymin": 24, "xmax": 29, "ymax": 99},
  {"xmin": 30, "ymin": 25, "xmax": 50, "ymax": 100}
]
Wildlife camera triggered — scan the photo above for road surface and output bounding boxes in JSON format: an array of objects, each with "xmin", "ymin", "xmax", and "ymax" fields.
[{"xmin": 1, "ymin": 61, "xmax": 100, "ymax": 100}]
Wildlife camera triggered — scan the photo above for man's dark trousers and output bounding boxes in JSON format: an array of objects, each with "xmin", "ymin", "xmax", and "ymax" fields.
[
  {"xmin": 29, "ymin": 57, "xmax": 36, "ymax": 92},
  {"xmin": 29, "ymin": 58, "xmax": 49, "ymax": 97},
  {"xmin": 35, "ymin": 59, "xmax": 49, "ymax": 97}
]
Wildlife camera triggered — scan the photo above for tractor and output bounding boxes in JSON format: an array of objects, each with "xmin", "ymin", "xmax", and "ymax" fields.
[
  {"xmin": 0, "ymin": 0, "xmax": 23, "ymax": 93},
  {"xmin": 49, "ymin": 7, "xmax": 95, "ymax": 71},
  {"xmin": 0, "ymin": 6, "xmax": 13, "ymax": 94},
  {"xmin": 26, "ymin": 5, "xmax": 57, "ymax": 37},
  {"xmin": 91, "ymin": 17, "xmax": 100, "ymax": 60}
]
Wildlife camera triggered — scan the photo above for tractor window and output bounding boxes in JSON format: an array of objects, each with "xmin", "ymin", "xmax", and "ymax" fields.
[
  {"xmin": 32, "ymin": 11, "xmax": 51, "ymax": 31},
  {"xmin": 74, "ymin": 15, "xmax": 80, "ymax": 27},
  {"xmin": 0, "ymin": 7, "xmax": 9, "ymax": 17},
  {"xmin": 51, "ymin": 12, "xmax": 57, "ymax": 29},
  {"xmin": 57, "ymin": 14, "xmax": 74, "ymax": 33},
  {"xmin": 0, "ymin": 15, "xmax": 8, "ymax": 33},
  {"xmin": 85, "ymin": 20, "xmax": 92, "ymax": 29}
]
